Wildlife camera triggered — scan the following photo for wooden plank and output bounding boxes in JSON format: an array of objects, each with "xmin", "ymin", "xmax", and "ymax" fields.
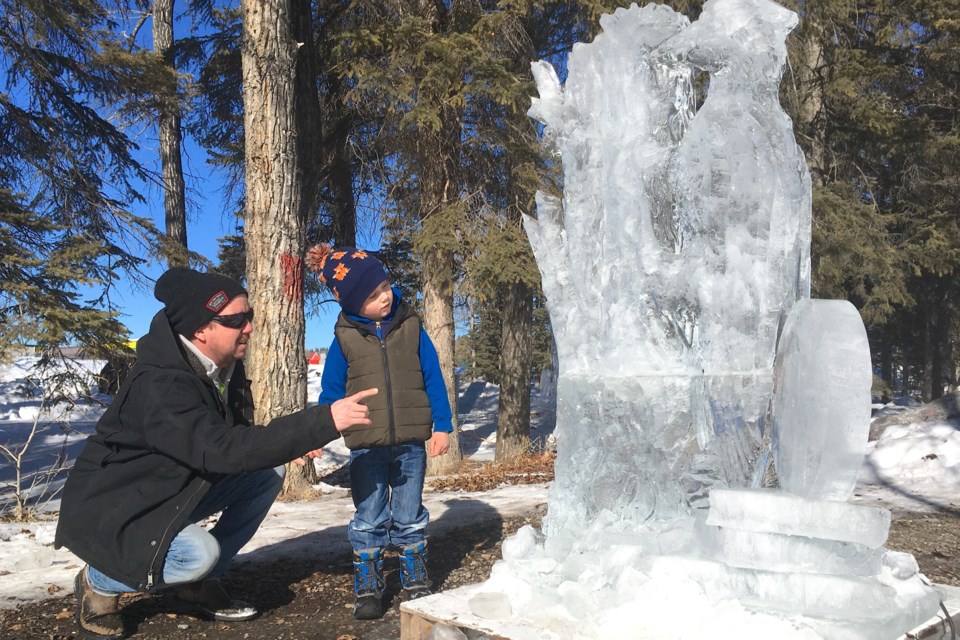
[
  {"xmin": 904, "ymin": 584, "xmax": 960, "ymax": 640},
  {"xmin": 400, "ymin": 608, "xmax": 436, "ymax": 640},
  {"xmin": 400, "ymin": 586, "xmax": 522, "ymax": 640}
]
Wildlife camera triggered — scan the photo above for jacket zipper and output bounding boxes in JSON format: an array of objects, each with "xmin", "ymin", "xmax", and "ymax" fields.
[
  {"xmin": 147, "ymin": 479, "xmax": 207, "ymax": 589},
  {"xmin": 147, "ymin": 377, "xmax": 224, "ymax": 589},
  {"xmin": 376, "ymin": 322, "xmax": 397, "ymax": 445}
]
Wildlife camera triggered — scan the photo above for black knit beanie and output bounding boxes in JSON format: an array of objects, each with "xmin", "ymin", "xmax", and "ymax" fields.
[{"xmin": 154, "ymin": 267, "xmax": 248, "ymax": 337}]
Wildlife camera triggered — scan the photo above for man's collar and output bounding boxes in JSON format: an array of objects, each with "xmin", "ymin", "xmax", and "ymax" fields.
[{"xmin": 178, "ymin": 335, "xmax": 236, "ymax": 385}]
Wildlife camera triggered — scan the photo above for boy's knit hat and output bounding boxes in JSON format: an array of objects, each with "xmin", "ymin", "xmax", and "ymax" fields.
[
  {"xmin": 306, "ymin": 244, "xmax": 388, "ymax": 315},
  {"xmin": 154, "ymin": 267, "xmax": 248, "ymax": 337}
]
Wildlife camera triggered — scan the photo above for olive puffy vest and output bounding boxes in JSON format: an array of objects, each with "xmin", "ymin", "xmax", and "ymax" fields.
[{"xmin": 334, "ymin": 304, "xmax": 433, "ymax": 449}]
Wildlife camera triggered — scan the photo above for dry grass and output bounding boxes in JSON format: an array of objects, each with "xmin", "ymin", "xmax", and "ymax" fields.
[
  {"xmin": 427, "ymin": 451, "xmax": 556, "ymax": 493},
  {"xmin": 277, "ymin": 446, "xmax": 557, "ymax": 500}
]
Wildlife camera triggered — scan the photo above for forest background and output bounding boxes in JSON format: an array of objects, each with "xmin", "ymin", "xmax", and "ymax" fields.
[{"xmin": 1, "ymin": 0, "xmax": 958, "ymax": 491}]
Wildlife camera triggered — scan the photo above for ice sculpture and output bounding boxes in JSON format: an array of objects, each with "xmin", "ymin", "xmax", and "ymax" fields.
[
  {"xmin": 526, "ymin": 0, "xmax": 810, "ymax": 534},
  {"xmin": 468, "ymin": 0, "xmax": 942, "ymax": 638}
]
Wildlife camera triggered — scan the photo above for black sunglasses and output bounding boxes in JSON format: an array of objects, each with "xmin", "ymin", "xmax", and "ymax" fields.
[{"xmin": 210, "ymin": 309, "xmax": 254, "ymax": 329}]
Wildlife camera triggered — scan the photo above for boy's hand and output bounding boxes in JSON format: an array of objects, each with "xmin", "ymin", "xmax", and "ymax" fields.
[
  {"xmin": 330, "ymin": 388, "xmax": 378, "ymax": 431},
  {"xmin": 428, "ymin": 431, "xmax": 450, "ymax": 457},
  {"xmin": 293, "ymin": 448, "xmax": 324, "ymax": 467}
]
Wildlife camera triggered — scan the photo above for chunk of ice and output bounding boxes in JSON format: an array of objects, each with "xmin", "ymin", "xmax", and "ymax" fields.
[
  {"xmin": 468, "ymin": 591, "xmax": 513, "ymax": 621},
  {"xmin": 425, "ymin": 623, "xmax": 469, "ymax": 640},
  {"xmin": 882, "ymin": 551, "xmax": 920, "ymax": 580},
  {"xmin": 772, "ymin": 299, "xmax": 872, "ymax": 500},
  {"xmin": 702, "ymin": 526, "xmax": 884, "ymax": 576},
  {"xmin": 706, "ymin": 488, "xmax": 891, "ymax": 548}
]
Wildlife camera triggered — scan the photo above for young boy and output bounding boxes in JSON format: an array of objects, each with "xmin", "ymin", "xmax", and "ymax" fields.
[{"xmin": 306, "ymin": 244, "xmax": 452, "ymax": 620}]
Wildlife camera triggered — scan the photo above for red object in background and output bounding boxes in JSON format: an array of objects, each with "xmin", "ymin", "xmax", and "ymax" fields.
[{"xmin": 307, "ymin": 350, "xmax": 321, "ymax": 365}]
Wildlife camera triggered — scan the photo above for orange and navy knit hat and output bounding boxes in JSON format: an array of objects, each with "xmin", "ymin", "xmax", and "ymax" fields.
[{"xmin": 305, "ymin": 244, "xmax": 388, "ymax": 315}]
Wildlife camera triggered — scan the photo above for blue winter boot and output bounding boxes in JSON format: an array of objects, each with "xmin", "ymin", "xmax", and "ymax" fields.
[
  {"xmin": 352, "ymin": 547, "xmax": 385, "ymax": 620},
  {"xmin": 399, "ymin": 540, "xmax": 432, "ymax": 600}
]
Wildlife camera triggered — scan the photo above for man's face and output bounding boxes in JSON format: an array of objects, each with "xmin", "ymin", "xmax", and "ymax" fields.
[
  {"xmin": 358, "ymin": 280, "xmax": 393, "ymax": 321},
  {"xmin": 192, "ymin": 294, "xmax": 253, "ymax": 367}
]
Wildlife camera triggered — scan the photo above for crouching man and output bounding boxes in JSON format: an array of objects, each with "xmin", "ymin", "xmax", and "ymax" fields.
[{"xmin": 55, "ymin": 267, "xmax": 377, "ymax": 640}]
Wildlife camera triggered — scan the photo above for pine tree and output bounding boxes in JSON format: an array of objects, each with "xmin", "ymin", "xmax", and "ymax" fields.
[
  {"xmin": 152, "ymin": 0, "xmax": 189, "ymax": 267},
  {"xmin": 0, "ymin": 0, "xmax": 160, "ymax": 359},
  {"xmin": 781, "ymin": 0, "xmax": 960, "ymax": 399}
]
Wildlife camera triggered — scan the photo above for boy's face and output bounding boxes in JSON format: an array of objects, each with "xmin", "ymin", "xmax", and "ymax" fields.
[{"xmin": 358, "ymin": 279, "xmax": 393, "ymax": 321}]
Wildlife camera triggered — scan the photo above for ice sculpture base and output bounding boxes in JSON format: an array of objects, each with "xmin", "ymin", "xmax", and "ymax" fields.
[
  {"xmin": 697, "ymin": 488, "xmax": 941, "ymax": 637},
  {"xmin": 443, "ymin": 505, "xmax": 941, "ymax": 640},
  {"xmin": 399, "ymin": 581, "xmax": 960, "ymax": 640}
]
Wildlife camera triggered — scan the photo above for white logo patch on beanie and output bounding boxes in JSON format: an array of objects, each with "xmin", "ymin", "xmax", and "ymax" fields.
[{"xmin": 205, "ymin": 290, "xmax": 229, "ymax": 312}]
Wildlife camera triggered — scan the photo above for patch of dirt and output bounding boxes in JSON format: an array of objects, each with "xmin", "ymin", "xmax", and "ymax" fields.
[
  {"xmin": 0, "ymin": 503, "xmax": 546, "ymax": 640},
  {"xmin": 886, "ymin": 511, "xmax": 960, "ymax": 586}
]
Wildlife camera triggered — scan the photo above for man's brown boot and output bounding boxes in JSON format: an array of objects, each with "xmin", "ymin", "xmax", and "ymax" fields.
[{"xmin": 75, "ymin": 567, "xmax": 125, "ymax": 640}]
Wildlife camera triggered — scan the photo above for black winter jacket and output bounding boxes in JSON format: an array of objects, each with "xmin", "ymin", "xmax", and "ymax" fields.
[{"xmin": 54, "ymin": 310, "xmax": 340, "ymax": 591}]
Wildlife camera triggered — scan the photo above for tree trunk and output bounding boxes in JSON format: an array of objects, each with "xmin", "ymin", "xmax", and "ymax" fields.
[
  {"xmin": 291, "ymin": 0, "xmax": 322, "ymax": 486},
  {"xmin": 785, "ymin": 10, "xmax": 829, "ymax": 188},
  {"xmin": 496, "ymin": 280, "xmax": 532, "ymax": 463},
  {"xmin": 240, "ymin": 0, "xmax": 310, "ymax": 494},
  {"xmin": 468, "ymin": 298, "xmax": 476, "ymax": 374},
  {"xmin": 880, "ymin": 331, "xmax": 894, "ymax": 392},
  {"xmin": 922, "ymin": 309, "xmax": 934, "ymax": 402},
  {"xmin": 153, "ymin": 0, "xmax": 188, "ymax": 267},
  {"xmin": 930, "ymin": 290, "xmax": 950, "ymax": 401},
  {"xmin": 328, "ymin": 120, "xmax": 356, "ymax": 247},
  {"xmin": 422, "ymin": 243, "xmax": 461, "ymax": 475},
  {"xmin": 323, "ymin": 74, "xmax": 357, "ymax": 246},
  {"xmin": 416, "ymin": 74, "xmax": 462, "ymax": 475}
]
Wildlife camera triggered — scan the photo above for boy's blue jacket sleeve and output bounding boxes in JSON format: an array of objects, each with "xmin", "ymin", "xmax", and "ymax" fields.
[
  {"xmin": 318, "ymin": 338, "xmax": 347, "ymax": 405},
  {"xmin": 420, "ymin": 328, "xmax": 453, "ymax": 433}
]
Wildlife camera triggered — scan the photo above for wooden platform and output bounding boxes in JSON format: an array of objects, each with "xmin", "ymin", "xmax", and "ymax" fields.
[
  {"xmin": 400, "ymin": 583, "xmax": 960, "ymax": 640},
  {"xmin": 400, "ymin": 583, "xmax": 553, "ymax": 640},
  {"xmin": 905, "ymin": 583, "xmax": 960, "ymax": 640}
]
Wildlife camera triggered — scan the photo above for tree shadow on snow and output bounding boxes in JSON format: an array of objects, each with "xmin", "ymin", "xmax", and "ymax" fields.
[
  {"xmin": 858, "ymin": 455, "xmax": 960, "ymax": 517},
  {"xmin": 458, "ymin": 419, "xmax": 498, "ymax": 457},
  {"xmin": 458, "ymin": 380, "xmax": 488, "ymax": 414}
]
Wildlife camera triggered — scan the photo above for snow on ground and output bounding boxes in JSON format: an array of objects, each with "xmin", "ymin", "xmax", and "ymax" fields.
[
  {"xmin": 853, "ymin": 420, "xmax": 960, "ymax": 514},
  {"xmin": 0, "ymin": 359, "xmax": 551, "ymax": 609},
  {"xmin": 0, "ymin": 482, "xmax": 550, "ymax": 608},
  {"xmin": 0, "ymin": 356, "xmax": 958, "ymax": 610}
]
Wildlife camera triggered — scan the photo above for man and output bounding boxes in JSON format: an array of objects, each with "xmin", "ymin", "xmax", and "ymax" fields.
[{"xmin": 55, "ymin": 267, "xmax": 376, "ymax": 640}]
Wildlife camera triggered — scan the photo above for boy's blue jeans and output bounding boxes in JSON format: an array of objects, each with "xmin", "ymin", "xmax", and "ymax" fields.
[
  {"xmin": 86, "ymin": 466, "xmax": 285, "ymax": 595},
  {"xmin": 348, "ymin": 442, "xmax": 428, "ymax": 551}
]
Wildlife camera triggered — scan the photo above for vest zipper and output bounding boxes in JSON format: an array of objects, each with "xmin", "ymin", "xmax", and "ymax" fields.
[{"xmin": 376, "ymin": 322, "xmax": 397, "ymax": 445}]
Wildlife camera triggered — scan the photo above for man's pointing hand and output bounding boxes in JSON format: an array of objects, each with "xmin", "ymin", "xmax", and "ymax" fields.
[{"xmin": 330, "ymin": 388, "xmax": 378, "ymax": 431}]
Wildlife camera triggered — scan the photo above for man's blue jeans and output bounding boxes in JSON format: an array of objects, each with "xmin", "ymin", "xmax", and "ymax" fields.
[
  {"xmin": 348, "ymin": 442, "xmax": 428, "ymax": 551},
  {"xmin": 86, "ymin": 466, "xmax": 285, "ymax": 595}
]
